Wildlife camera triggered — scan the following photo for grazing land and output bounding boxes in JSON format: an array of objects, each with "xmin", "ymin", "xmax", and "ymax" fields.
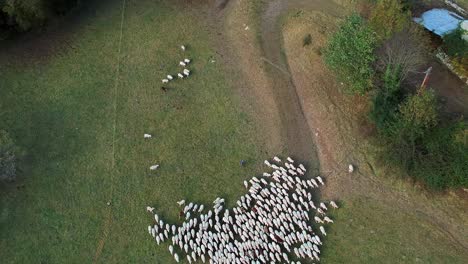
[{"xmin": 0, "ymin": 0, "xmax": 467, "ymax": 263}]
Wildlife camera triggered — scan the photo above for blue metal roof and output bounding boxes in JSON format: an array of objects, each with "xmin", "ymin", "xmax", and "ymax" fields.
[{"xmin": 413, "ymin": 8, "xmax": 464, "ymax": 36}]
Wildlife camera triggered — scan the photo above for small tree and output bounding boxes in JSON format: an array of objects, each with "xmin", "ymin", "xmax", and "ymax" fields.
[
  {"xmin": 0, "ymin": 130, "xmax": 22, "ymax": 182},
  {"xmin": 369, "ymin": 0, "xmax": 410, "ymax": 40},
  {"xmin": 369, "ymin": 64, "xmax": 404, "ymax": 133},
  {"xmin": 376, "ymin": 25, "xmax": 430, "ymax": 82},
  {"xmin": 384, "ymin": 88, "xmax": 438, "ymax": 170},
  {"xmin": 324, "ymin": 13, "xmax": 377, "ymax": 95}
]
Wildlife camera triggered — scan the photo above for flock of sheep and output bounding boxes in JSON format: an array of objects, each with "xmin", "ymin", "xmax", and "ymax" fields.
[
  {"xmin": 146, "ymin": 156, "xmax": 340, "ymax": 263},
  {"xmin": 162, "ymin": 45, "xmax": 192, "ymax": 84}
]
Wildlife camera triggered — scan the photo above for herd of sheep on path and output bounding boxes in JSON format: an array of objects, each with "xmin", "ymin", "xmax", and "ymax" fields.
[{"xmin": 146, "ymin": 156, "xmax": 341, "ymax": 263}]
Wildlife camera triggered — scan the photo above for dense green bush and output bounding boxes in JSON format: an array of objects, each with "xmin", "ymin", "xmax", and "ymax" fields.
[
  {"xmin": 374, "ymin": 88, "xmax": 467, "ymax": 189},
  {"xmin": 412, "ymin": 121, "xmax": 468, "ymax": 189},
  {"xmin": 369, "ymin": 64, "xmax": 404, "ymax": 133},
  {"xmin": 0, "ymin": 130, "xmax": 22, "ymax": 182},
  {"xmin": 382, "ymin": 89, "xmax": 438, "ymax": 169},
  {"xmin": 324, "ymin": 14, "xmax": 377, "ymax": 94},
  {"xmin": 443, "ymin": 27, "xmax": 468, "ymax": 59}
]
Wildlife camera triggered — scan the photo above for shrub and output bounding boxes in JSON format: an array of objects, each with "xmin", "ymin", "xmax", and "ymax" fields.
[
  {"xmin": 412, "ymin": 121, "xmax": 468, "ymax": 189},
  {"xmin": 324, "ymin": 14, "xmax": 377, "ymax": 94},
  {"xmin": 369, "ymin": 64, "xmax": 404, "ymax": 134},
  {"xmin": 381, "ymin": 88, "xmax": 437, "ymax": 170},
  {"xmin": 375, "ymin": 25, "xmax": 430, "ymax": 81},
  {"xmin": 443, "ymin": 27, "xmax": 468, "ymax": 59},
  {"xmin": 0, "ymin": 130, "xmax": 22, "ymax": 182},
  {"xmin": 369, "ymin": 0, "xmax": 410, "ymax": 40}
]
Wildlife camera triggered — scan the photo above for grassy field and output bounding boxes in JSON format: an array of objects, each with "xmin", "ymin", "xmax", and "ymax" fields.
[
  {"xmin": 1, "ymin": 0, "xmax": 467, "ymax": 263},
  {"xmin": 0, "ymin": 1, "xmax": 263, "ymax": 263}
]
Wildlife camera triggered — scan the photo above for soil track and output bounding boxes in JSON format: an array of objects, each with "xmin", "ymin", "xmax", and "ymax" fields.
[{"xmin": 259, "ymin": 0, "xmax": 320, "ymax": 169}]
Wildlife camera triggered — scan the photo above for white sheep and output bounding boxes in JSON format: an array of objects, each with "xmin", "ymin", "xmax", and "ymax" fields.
[
  {"xmin": 316, "ymin": 176, "xmax": 324, "ymax": 185},
  {"xmin": 314, "ymin": 216, "xmax": 324, "ymax": 224},
  {"xmin": 177, "ymin": 200, "xmax": 185, "ymax": 206},
  {"xmin": 324, "ymin": 216, "xmax": 334, "ymax": 223},
  {"xmin": 146, "ymin": 206, "xmax": 155, "ymax": 213},
  {"xmin": 150, "ymin": 165, "xmax": 159, "ymax": 170},
  {"xmin": 184, "ymin": 58, "xmax": 191, "ymax": 64},
  {"xmin": 179, "ymin": 61, "xmax": 187, "ymax": 67},
  {"xmin": 169, "ymin": 245, "xmax": 174, "ymax": 254},
  {"xmin": 181, "ymin": 45, "xmax": 186, "ymax": 51},
  {"xmin": 319, "ymin": 226, "xmax": 327, "ymax": 236},
  {"xmin": 167, "ymin": 75, "xmax": 174, "ymax": 80},
  {"xmin": 162, "ymin": 79, "xmax": 169, "ymax": 83},
  {"xmin": 348, "ymin": 164, "xmax": 354, "ymax": 173},
  {"xmin": 178, "ymin": 73, "xmax": 184, "ymax": 78},
  {"xmin": 287, "ymin": 157, "xmax": 294, "ymax": 163},
  {"xmin": 330, "ymin": 200, "xmax": 339, "ymax": 209},
  {"xmin": 144, "ymin": 133, "xmax": 152, "ymax": 139}
]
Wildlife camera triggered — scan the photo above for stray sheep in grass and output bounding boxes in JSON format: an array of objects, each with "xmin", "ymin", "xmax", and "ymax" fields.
[{"xmin": 146, "ymin": 156, "xmax": 341, "ymax": 263}]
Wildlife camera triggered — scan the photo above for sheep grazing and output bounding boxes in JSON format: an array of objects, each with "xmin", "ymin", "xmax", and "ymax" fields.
[
  {"xmin": 174, "ymin": 253, "xmax": 179, "ymax": 262},
  {"xmin": 181, "ymin": 45, "xmax": 186, "ymax": 51},
  {"xmin": 316, "ymin": 176, "xmax": 324, "ymax": 185},
  {"xmin": 144, "ymin": 133, "xmax": 152, "ymax": 139},
  {"xmin": 330, "ymin": 201, "xmax": 339, "ymax": 209},
  {"xmin": 145, "ymin": 155, "xmax": 340, "ymax": 263},
  {"xmin": 179, "ymin": 61, "xmax": 187, "ymax": 67},
  {"xmin": 167, "ymin": 75, "xmax": 174, "ymax": 80},
  {"xmin": 162, "ymin": 79, "xmax": 169, "ymax": 83},
  {"xmin": 320, "ymin": 202, "xmax": 328, "ymax": 211},
  {"xmin": 314, "ymin": 216, "xmax": 324, "ymax": 224},
  {"xmin": 183, "ymin": 69, "xmax": 190, "ymax": 76},
  {"xmin": 287, "ymin": 157, "xmax": 294, "ymax": 163},
  {"xmin": 273, "ymin": 156, "xmax": 281, "ymax": 163},
  {"xmin": 299, "ymin": 164, "xmax": 306, "ymax": 171},
  {"xmin": 184, "ymin": 58, "xmax": 191, "ymax": 64},
  {"xmin": 178, "ymin": 73, "xmax": 184, "ymax": 79},
  {"xmin": 149, "ymin": 165, "xmax": 159, "ymax": 170},
  {"xmin": 177, "ymin": 200, "xmax": 185, "ymax": 206},
  {"xmin": 146, "ymin": 206, "xmax": 155, "ymax": 213},
  {"xmin": 169, "ymin": 245, "xmax": 174, "ymax": 254},
  {"xmin": 319, "ymin": 226, "xmax": 327, "ymax": 236},
  {"xmin": 348, "ymin": 164, "xmax": 354, "ymax": 173}
]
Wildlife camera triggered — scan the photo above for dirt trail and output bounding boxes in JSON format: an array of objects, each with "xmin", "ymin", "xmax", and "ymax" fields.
[{"xmin": 259, "ymin": 0, "xmax": 319, "ymax": 169}]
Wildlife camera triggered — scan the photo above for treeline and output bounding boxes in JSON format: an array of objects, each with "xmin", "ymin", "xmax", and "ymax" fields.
[
  {"xmin": 0, "ymin": 0, "xmax": 79, "ymax": 35},
  {"xmin": 323, "ymin": 0, "xmax": 467, "ymax": 189}
]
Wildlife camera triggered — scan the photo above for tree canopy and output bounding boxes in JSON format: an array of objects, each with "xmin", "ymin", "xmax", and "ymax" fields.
[{"xmin": 324, "ymin": 14, "xmax": 377, "ymax": 94}]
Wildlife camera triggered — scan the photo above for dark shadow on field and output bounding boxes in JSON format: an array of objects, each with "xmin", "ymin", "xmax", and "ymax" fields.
[
  {"xmin": 0, "ymin": 95, "xmax": 98, "ymax": 187},
  {"xmin": 0, "ymin": 0, "xmax": 118, "ymax": 66}
]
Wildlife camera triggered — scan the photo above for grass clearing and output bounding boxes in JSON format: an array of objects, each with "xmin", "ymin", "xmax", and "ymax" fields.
[{"xmin": 0, "ymin": 1, "xmax": 263, "ymax": 263}]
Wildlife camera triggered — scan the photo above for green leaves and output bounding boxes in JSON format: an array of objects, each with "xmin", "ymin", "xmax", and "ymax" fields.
[{"xmin": 324, "ymin": 14, "xmax": 377, "ymax": 94}]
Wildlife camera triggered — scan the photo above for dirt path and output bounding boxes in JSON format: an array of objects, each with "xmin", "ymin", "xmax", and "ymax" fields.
[{"xmin": 259, "ymin": 0, "xmax": 319, "ymax": 170}]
